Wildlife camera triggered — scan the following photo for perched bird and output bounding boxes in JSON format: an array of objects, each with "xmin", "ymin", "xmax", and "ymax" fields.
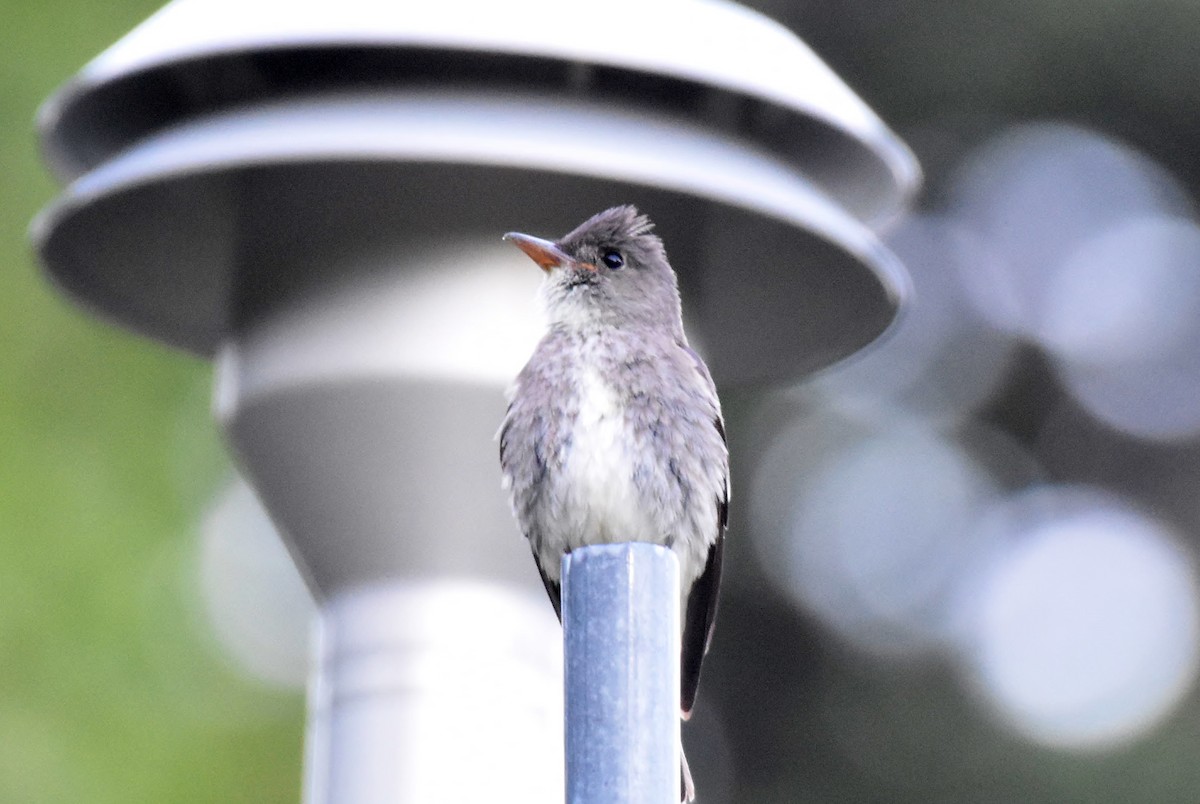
[{"xmin": 499, "ymin": 205, "xmax": 729, "ymax": 802}]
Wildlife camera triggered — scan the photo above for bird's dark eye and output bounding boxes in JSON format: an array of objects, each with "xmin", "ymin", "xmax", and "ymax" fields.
[{"xmin": 600, "ymin": 250, "xmax": 624, "ymax": 270}]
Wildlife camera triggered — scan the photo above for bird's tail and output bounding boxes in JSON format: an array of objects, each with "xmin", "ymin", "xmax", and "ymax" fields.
[{"xmin": 681, "ymin": 743, "xmax": 695, "ymax": 802}]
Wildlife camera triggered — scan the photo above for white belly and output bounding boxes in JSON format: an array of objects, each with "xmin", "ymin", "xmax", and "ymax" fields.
[{"xmin": 561, "ymin": 367, "xmax": 658, "ymax": 544}]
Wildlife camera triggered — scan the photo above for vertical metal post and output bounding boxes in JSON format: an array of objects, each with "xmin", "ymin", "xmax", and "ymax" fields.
[{"xmin": 562, "ymin": 543, "xmax": 681, "ymax": 804}]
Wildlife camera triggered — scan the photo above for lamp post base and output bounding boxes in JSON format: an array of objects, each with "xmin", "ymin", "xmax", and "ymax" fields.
[{"xmin": 305, "ymin": 579, "xmax": 563, "ymax": 804}]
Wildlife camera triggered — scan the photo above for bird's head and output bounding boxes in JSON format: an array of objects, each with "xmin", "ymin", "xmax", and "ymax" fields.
[{"xmin": 504, "ymin": 205, "xmax": 683, "ymax": 334}]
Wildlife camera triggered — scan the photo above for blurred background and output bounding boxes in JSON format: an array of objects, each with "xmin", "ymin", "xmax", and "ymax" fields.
[{"xmin": 5, "ymin": 1, "xmax": 1200, "ymax": 802}]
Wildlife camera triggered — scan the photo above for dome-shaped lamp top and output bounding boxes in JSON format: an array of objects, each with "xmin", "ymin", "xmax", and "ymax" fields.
[{"xmin": 38, "ymin": 0, "xmax": 919, "ymax": 227}]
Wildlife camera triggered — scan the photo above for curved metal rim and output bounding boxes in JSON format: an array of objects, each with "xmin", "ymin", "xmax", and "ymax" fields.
[
  {"xmin": 44, "ymin": 89, "xmax": 905, "ymax": 277},
  {"xmin": 33, "ymin": 90, "xmax": 910, "ymax": 376}
]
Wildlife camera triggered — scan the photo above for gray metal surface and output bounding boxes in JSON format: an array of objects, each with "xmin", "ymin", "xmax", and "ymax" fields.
[{"xmin": 563, "ymin": 544, "xmax": 681, "ymax": 804}]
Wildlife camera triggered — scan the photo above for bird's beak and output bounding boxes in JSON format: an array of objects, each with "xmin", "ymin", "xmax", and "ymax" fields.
[{"xmin": 503, "ymin": 232, "xmax": 594, "ymax": 272}]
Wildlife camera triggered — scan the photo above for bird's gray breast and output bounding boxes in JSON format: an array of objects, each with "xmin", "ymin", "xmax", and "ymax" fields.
[
  {"xmin": 552, "ymin": 360, "xmax": 666, "ymax": 548},
  {"xmin": 504, "ymin": 331, "xmax": 721, "ymax": 589}
]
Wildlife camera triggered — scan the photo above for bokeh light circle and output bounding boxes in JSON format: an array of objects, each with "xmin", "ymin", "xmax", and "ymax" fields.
[
  {"xmin": 749, "ymin": 407, "xmax": 1001, "ymax": 654},
  {"xmin": 813, "ymin": 215, "xmax": 1015, "ymax": 421},
  {"xmin": 949, "ymin": 122, "xmax": 1193, "ymax": 340},
  {"xmin": 199, "ymin": 478, "xmax": 316, "ymax": 688},
  {"xmin": 1040, "ymin": 217, "xmax": 1200, "ymax": 366},
  {"xmin": 1039, "ymin": 217, "xmax": 1200, "ymax": 442},
  {"xmin": 965, "ymin": 488, "xmax": 1200, "ymax": 749}
]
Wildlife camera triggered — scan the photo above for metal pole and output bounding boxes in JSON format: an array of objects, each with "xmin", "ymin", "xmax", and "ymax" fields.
[{"xmin": 563, "ymin": 543, "xmax": 681, "ymax": 804}]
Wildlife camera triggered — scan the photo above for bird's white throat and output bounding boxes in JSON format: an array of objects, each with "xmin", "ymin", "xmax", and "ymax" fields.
[{"xmin": 539, "ymin": 274, "xmax": 608, "ymax": 330}]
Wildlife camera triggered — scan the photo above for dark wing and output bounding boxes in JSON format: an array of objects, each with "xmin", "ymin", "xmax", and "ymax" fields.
[
  {"xmin": 498, "ymin": 408, "xmax": 511, "ymax": 468},
  {"xmin": 681, "ymin": 463, "xmax": 727, "ymax": 718},
  {"xmin": 536, "ymin": 556, "xmax": 563, "ymax": 622},
  {"xmin": 678, "ymin": 343, "xmax": 729, "ymax": 718}
]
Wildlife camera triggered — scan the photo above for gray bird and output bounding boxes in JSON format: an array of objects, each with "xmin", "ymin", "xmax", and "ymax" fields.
[{"xmin": 499, "ymin": 205, "xmax": 729, "ymax": 802}]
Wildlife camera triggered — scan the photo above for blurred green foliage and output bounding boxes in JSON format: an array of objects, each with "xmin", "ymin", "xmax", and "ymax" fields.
[{"xmin": 1, "ymin": 2, "xmax": 305, "ymax": 801}]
